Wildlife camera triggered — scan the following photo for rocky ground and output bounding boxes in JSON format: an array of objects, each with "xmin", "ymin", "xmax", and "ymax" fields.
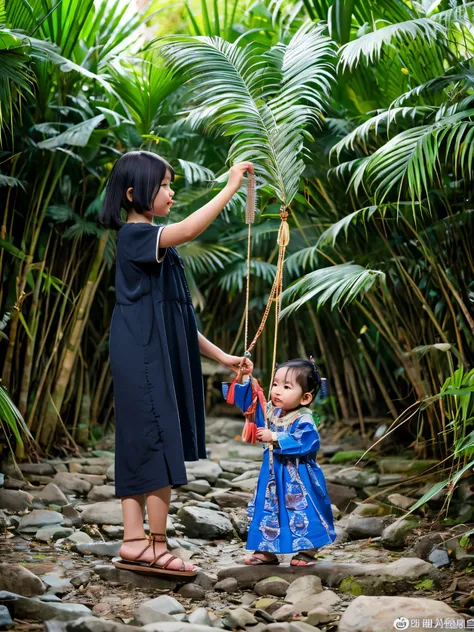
[{"xmin": 1, "ymin": 416, "xmax": 474, "ymax": 632}]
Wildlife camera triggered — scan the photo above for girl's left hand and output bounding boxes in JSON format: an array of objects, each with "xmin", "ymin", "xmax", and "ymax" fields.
[
  {"xmin": 256, "ymin": 428, "xmax": 273, "ymax": 443},
  {"xmin": 221, "ymin": 354, "xmax": 253, "ymax": 376}
]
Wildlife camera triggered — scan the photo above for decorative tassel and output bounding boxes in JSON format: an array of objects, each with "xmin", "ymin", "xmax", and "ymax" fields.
[{"xmin": 278, "ymin": 210, "xmax": 290, "ymax": 247}]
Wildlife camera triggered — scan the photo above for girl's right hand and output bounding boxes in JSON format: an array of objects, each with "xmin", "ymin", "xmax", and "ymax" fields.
[{"xmin": 226, "ymin": 162, "xmax": 254, "ymax": 194}]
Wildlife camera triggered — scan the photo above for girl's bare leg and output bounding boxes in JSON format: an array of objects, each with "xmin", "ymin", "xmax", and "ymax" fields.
[{"xmin": 119, "ymin": 486, "xmax": 196, "ymax": 572}]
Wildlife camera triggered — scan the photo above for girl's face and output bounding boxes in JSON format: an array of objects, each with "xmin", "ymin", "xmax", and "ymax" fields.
[
  {"xmin": 152, "ymin": 170, "xmax": 175, "ymax": 217},
  {"xmin": 270, "ymin": 368, "xmax": 312, "ymax": 412}
]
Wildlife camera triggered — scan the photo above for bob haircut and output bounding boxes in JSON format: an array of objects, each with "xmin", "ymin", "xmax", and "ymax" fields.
[{"xmin": 100, "ymin": 151, "xmax": 174, "ymax": 230}]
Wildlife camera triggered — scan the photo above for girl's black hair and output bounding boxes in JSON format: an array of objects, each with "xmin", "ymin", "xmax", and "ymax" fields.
[
  {"xmin": 275, "ymin": 358, "xmax": 322, "ymax": 402},
  {"xmin": 100, "ymin": 151, "xmax": 175, "ymax": 230}
]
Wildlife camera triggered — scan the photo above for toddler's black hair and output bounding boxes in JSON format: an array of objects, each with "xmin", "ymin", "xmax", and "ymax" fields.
[
  {"xmin": 275, "ymin": 358, "xmax": 322, "ymax": 402},
  {"xmin": 100, "ymin": 151, "xmax": 174, "ymax": 230}
]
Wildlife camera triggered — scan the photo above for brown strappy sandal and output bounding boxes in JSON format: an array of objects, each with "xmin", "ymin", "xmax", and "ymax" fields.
[{"xmin": 113, "ymin": 532, "xmax": 198, "ymax": 577}]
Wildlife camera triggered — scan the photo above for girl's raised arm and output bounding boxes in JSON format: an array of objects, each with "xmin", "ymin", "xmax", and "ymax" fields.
[{"xmin": 160, "ymin": 162, "xmax": 253, "ymax": 248}]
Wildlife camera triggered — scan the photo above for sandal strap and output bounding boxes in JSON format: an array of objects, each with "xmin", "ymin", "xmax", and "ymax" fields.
[
  {"xmin": 150, "ymin": 550, "xmax": 184, "ymax": 571},
  {"xmin": 123, "ymin": 537, "xmax": 148, "ymax": 543},
  {"xmin": 149, "ymin": 532, "xmax": 167, "ymax": 542}
]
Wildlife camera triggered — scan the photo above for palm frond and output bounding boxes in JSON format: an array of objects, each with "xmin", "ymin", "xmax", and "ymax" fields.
[
  {"xmin": 0, "ymin": 173, "xmax": 25, "ymax": 189},
  {"xmin": 161, "ymin": 23, "xmax": 335, "ymax": 206},
  {"xmin": 280, "ymin": 263, "xmax": 385, "ymax": 316},
  {"xmin": 284, "ymin": 244, "xmax": 319, "ymax": 277},
  {"xmin": 177, "ymin": 159, "xmax": 215, "ymax": 183},
  {"xmin": 338, "ymin": 18, "xmax": 447, "ymax": 72},
  {"xmin": 178, "ymin": 242, "xmax": 238, "ymax": 275},
  {"xmin": 218, "ymin": 259, "xmax": 277, "ymax": 292},
  {"xmin": 37, "ymin": 114, "xmax": 105, "ymax": 150},
  {"xmin": 317, "ymin": 206, "xmax": 381, "ymax": 247}
]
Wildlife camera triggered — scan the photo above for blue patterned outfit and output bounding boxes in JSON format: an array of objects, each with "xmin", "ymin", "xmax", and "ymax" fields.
[{"xmin": 247, "ymin": 405, "xmax": 336, "ymax": 554}]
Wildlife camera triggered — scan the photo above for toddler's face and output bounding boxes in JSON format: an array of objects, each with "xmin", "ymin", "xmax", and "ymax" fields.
[
  {"xmin": 270, "ymin": 368, "xmax": 308, "ymax": 412},
  {"xmin": 152, "ymin": 170, "xmax": 175, "ymax": 217}
]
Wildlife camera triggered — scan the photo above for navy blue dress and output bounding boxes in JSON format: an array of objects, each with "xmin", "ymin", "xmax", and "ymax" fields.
[{"xmin": 110, "ymin": 222, "xmax": 206, "ymax": 497}]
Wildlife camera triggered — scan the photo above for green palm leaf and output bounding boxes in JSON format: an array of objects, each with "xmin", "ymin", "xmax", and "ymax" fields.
[
  {"xmin": 161, "ymin": 22, "xmax": 335, "ymax": 206},
  {"xmin": 0, "ymin": 385, "xmax": 32, "ymax": 448},
  {"xmin": 339, "ymin": 18, "xmax": 447, "ymax": 72},
  {"xmin": 280, "ymin": 263, "xmax": 385, "ymax": 316},
  {"xmin": 317, "ymin": 205, "xmax": 380, "ymax": 247},
  {"xmin": 178, "ymin": 242, "xmax": 238, "ymax": 275},
  {"xmin": 37, "ymin": 114, "xmax": 105, "ymax": 149}
]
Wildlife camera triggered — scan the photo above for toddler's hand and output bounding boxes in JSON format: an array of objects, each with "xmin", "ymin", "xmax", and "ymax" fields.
[
  {"xmin": 256, "ymin": 428, "xmax": 273, "ymax": 443},
  {"xmin": 227, "ymin": 162, "xmax": 254, "ymax": 194}
]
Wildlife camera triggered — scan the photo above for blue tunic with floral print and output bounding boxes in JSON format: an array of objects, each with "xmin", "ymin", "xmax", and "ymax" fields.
[{"xmin": 247, "ymin": 407, "xmax": 336, "ymax": 554}]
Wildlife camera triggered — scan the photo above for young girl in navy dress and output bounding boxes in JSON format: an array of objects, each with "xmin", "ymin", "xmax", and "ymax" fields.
[
  {"xmin": 245, "ymin": 358, "xmax": 336, "ymax": 566},
  {"xmin": 100, "ymin": 151, "xmax": 253, "ymax": 577}
]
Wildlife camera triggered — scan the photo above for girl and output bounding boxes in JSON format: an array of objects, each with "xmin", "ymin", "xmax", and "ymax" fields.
[
  {"xmin": 245, "ymin": 358, "xmax": 336, "ymax": 566},
  {"xmin": 100, "ymin": 151, "xmax": 253, "ymax": 577}
]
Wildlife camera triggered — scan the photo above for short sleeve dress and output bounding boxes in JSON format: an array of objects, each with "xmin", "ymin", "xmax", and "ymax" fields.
[{"xmin": 109, "ymin": 222, "xmax": 206, "ymax": 497}]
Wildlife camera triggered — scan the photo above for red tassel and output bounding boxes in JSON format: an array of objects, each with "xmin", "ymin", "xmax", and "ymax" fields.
[
  {"xmin": 242, "ymin": 420, "xmax": 257, "ymax": 444},
  {"xmin": 225, "ymin": 377, "xmax": 238, "ymax": 405}
]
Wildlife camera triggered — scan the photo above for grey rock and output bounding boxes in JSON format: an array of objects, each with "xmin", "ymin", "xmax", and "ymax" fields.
[
  {"xmin": 0, "ymin": 590, "xmax": 91, "ymax": 622},
  {"xmin": 0, "ymin": 510, "xmax": 11, "ymax": 529},
  {"xmin": 53, "ymin": 473, "xmax": 92, "ymax": 494},
  {"xmin": 0, "ymin": 603, "xmax": 13, "ymax": 627},
  {"xmin": 138, "ymin": 595, "xmax": 185, "ymax": 625},
  {"xmin": 214, "ymin": 577, "xmax": 239, "ymax": 593},
  {"xmin": 67, "ymin": 531, "xmax": 93, "ymax": 545},
  {"xmin": 325, "ymin": 482, "xmax": 357, "ymax": 511},
  {"xmin": 142, "ymin": 624, "xmax": 216, "ymax": 632},
  {"xmin": 285, "ymin": 576, "xmax": 322, "ymax": 604},
  {"xmin": 0, "ymin": 564, "xmax": 46, "ymax": 596},
  {"xmin": 408, "ymin": 532, "xmax": 444, "ymax": 561},
  {"xmin": 40, "ymin": 573, "xmax": 73, "ymax": 595},
  {"xmin": 106, "ymin": 464, "xmax": 115, "ymax": 481},
  {"xmin": 327, "ymin": 468, "xmax": 379, "ymax": 489},
  {"xmin": 76, "ymin": 541, "xmax": 121, "ymax": 558},
  {"xmin": 18, "ymin": 509, "xmax": 64, "ymax": 533},
  {"xmin": 428, "ymin": 546, "xmax": 450, "ymax": 568},
  {"xmin": 292, "ymin": 590, "xmax": 340, "ymax": 613},
  {"xmin": 381, "ymin": 519, "xmax": 418, "ymax": 548},
  {"xmin": 177, "ymin": 583, "xmax": 205, "ymax": 599},
  {"xmin": 387, "ymin": 493, "xmax": 417, "ymax": 510},
  {"xmin": 177, "ymin": 506, "xmax": 233, "ymax": 539},
  {"xmin": 210, "ymin": 490, "xmax": 252, "ymax": 509},
  {"xmin": 338, "ymin": 595, "xmax": 464, "ymax": 632},
  {"xmin": 135, "ymin": 602, "xmax": 177, "ymax": 625},
  {"xmin": 86, "ymin": 486, "xmax": 116, "ymax": 502},
  {"xmin": 70, "ymin": 571, "xmax": 92, "ymax": 587},
  {"xmin": 306, "ymin": 606, "xmax": 334, "ymax": 626},
  {"xmin": 221, "ymin": 607, "xmax": 257, "ymax": 629},
  {"xmin": 93, "ymin": 564, "xmax": 176, "ymax": 590},
  {"xmin": 53, "ymin": 463, "xmax": 68, "ymax": 473},
  {"xmin": 229, "ymin": 507, "xmax": 248, "ymax": 539},
  {"xmin": 185, "ymin": 459, "xmax": 222, "ymax": 483},
  {"xmin": 36, "ymin": 526, "xmax": 74, "ymax": 542},
  {"xmin": 19, "ymin": 463, "xmax": 55, "ymax": 476},
  {"xmin": 346, "ymin": 515, "xmax": 393, "ymax": 540},
  {"xmin": 40, "ymin": 483, "xmax": 69, "ymax": 507},
  {"xmin": 289, "ymin": 623, "xmax": 322, "ymax": 632},
  {"xmin": 81, "ymin": 501, "xmax": 122, "ymax": 525},
  {"xmin": 220, "ymin": 459, "xmax": 258, "ymax": 475},
  {"xmin": 254, "ymin": 577, "xmax": 289, "ymax": 598},
  {"xmin": 3, "ymin": 478, "xmax": 27, "ymax": 490},
  {"xmin": 351, "ymin": 503, "xmax": 382, "ymax": 517},
  {"xmin": 66, "ymin": 616, "xmax": 142, "ymax": 631},
  {"xmin": 181, "ymin": 480, "xmax": 211, "ymax": 495},
  {"xmin": 0, "ymin": 488, "xmax": 33, "ymax": 512},
  {"xmin": 193, "ymin": 571, "xmax": 217, "ymax": 591},
  {"xmin": 334, "ymin": 525, "xmax": 350, "ymax": 543},
  {"xmin": 0, "ymin": 474, "xmax": 3, "ymax": 488},
  {"xmin": 188, "ymin": 607, "xmax": 212, "ymax": 626},
  {"xmin": 101, "ymin": 525, "xmax": 124, "ymax": 538},
  {"xmin": 229, "ymin": 477, "xmax": 259, "ymax": 492},
  {"xmin": 62, "ymin": 504, "xmax": 83, "ymax": 527}
]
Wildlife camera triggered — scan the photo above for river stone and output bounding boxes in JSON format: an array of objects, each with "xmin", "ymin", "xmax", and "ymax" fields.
[
  {"xmin": 177, "ymin": 583, "xmax": 205, "ymax": 599},
  {"xmin": 381, "ymin": 519, "xmax": 418, "ymax": 548},
  {"xmin": 54, "ymin": 473, "xmax": 92, "ymax": 495},
  {"xmin": 139, "ymin": 595, "xmax": 185, "ymax": 620},
  {"xmin": 306, "ymin": 606, "xmax": 334, "ymax": 626},
  {"xmin": 40, "ymin": 483, "xmax": 68, "ymax": 507},
  {"xmin": 18, "ymin": 509, "xmax": 64, "ymax": 532},
  {"xmin": 93, "ymin": 565, "xmax": 176, "ymax": 590},
  {"xmin": 327, "ymin": 468, "xmax": 379, "ymax": 489},
  {"xmin": 62, "ymin": 504, "xmax": 83, "ymax": 527},
  {"xmin": 220, "ymin": 459, "xmax": 258, "ymax": 475},
  {"xmin": 36, "ymin": 526, "xmax": 74, "ymax": 542},
  {"xmin": 351, "ymin": 503, "xmax": 383, "ymax": 517},
  {"xmin": 106, "ymin": 464, "xmax": 115, "ymax": 481},
  {"xmin": 67, "ymin": 531, "xmax": 93, "ymax": 545},
  {"xmin": 325, "ymin": 482, "xmax": 357, "ymax": 511},
  {"xmin": 0, "ymin": 488, "xmax": 33, "ymax": 512},
  {"xmin": 177, "ymin": 506, "xmax": 233, "ymax": 539},
  {"xmin": 41, "ymin": 573, "xmax": 73, "ymax": 595},
  {"xmin": 19, "ymin": 463, "xmax": 55, "ymax": 476},
  {"xmin": 0, "ymin": 564, "xmax": 46, "ymax": 596},
  {"xmin": 285, "ymin": 576, "xmax": 323, "ymax": 603},
  {"xmin": 135, "ymin": 602, "xmax": 177, "ymax": 625},
  {"xmin": 0, "ymin": 510, "xmax": 11, "ymax": 528},
  {"xmin": 338, "ymin": 595, "xmax": 464, "ymax": 632},
  {"xmin": 210, "ymin": 490, "xmax": 252, "ymax": 508},
  {"xmin": 387, "ymin": 493, "xmax": 417, "ymax": 510},
  {"xmin": 142, "ymin": 625, "xmax": 217, "ymax": 632},
  {"xmin": 87, "ymin": 485, "xmax": 116, "ymax": 502},
  {"xmin": 81, "ymin": 501, "xmax": 122, "ymax": 525},
  {"xmin": 188, "ymin": 608, "xmax": 212, "ymax": 627},
  {"xmin": 77, "ymin": 541, "xmax": 121, "ymax": 557},
  {"xmin": 215, "ymin": 577, "xmax": 239, "ymax": 592},
  {"xmin": 345, "ymin": 515, "xmax": 393, "ymax": 540},
  {"xmin": 185, "ymin": 459, "xmax": 222, "ymax": 483},
  {"xmin": 0, "ymin": 590, "xmax": 91, "ymax": 621},
  {"xmin": 378, "ymin": 458, "xmax": 438, "ymax": 475},
  {"xmin": 221, "ymin": 608, "xmax": 257, "ymax": 629},
  {"xmin": 255, "ymin": 577, "xmax": 290, "ymax": 598},
  {"xmin": 70, "ymin": 571, "xmax": 92, "ymax": 587},
  {"xmin": 181, "ymin": 480, "xmax": 211, "ymax": 495},
  {"xmin": 0, "ymin": 604, "xmax": 13, "ymax": 628},
  {"xmin": 229, "ymin": 477, "xmax": 259, "ymax": 492},
  {"xmin": 65, "ymin": 617, "xmax": 142, "ymax": 632}
]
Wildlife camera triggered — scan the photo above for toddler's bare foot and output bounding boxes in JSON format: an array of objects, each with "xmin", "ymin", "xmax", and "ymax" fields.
[{"xmin": 120, "ymin": 539, "xmax": 198, "ymax": 573}]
